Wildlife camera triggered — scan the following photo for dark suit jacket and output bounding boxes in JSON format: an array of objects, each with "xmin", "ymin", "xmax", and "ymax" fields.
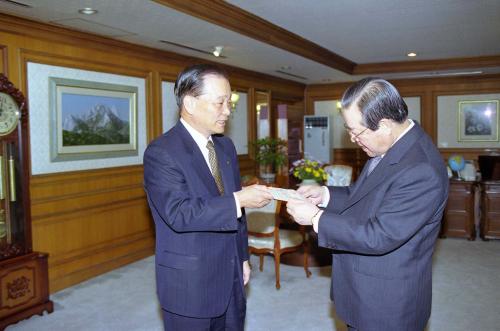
[
  {"xmin": 318, "ymin": 123, "xmax": 449, "ymax": 331},
  {"xmin": 143, "ymin": 121, "xmax": 248, "ymax": 318}
]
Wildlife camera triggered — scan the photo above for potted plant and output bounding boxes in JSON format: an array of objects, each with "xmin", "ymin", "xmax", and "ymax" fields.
[
  {"xmin": 290, "ymin": 158, "xmax": 327, "ymax": 185},
  {"xmin": 253, "ymin": 137, "xmax": 287, "ymax": 183}
]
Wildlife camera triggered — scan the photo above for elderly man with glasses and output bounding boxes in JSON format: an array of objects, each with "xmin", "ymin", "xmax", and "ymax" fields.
[{"xmin": 287, "ymin": 77, "xmax": 449, "ymax": 331}]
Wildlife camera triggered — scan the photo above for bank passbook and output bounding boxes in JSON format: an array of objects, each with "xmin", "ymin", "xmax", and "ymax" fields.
[{"xmin": 269, "ymin": 187, "xmax": 306, "ymax": 202}]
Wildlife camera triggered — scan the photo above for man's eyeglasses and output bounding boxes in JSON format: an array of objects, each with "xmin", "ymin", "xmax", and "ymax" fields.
[{"xmin": 343, "ymin": 123, "xmax": 368, "ymax": 139}]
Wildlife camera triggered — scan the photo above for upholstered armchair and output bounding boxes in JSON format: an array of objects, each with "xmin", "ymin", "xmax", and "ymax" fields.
[
  {"xmin": 246, "ymin": 200, "xmax": 311, "ymax": 289},
  {"xmin": 324, "ymin": 164, "xmax": 353, "ymax": 186}
]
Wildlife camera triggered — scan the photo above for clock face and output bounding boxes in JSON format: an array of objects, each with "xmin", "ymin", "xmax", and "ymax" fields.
[{"xmin": 0, "ymin": 92, "xmax": 21, "ymax": 136}]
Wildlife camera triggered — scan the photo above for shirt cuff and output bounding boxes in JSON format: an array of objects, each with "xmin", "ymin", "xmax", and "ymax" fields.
[
  {"xmin": 233, "ymin": 193, "xmax": 242, "ymax": 218},
  {"xmin": 312, "ymin": 210, "xmax": 323, "ymax": 233},
  {"xmin": 318, "ymin": 186, "xmax": 330, "ymax": 207}
]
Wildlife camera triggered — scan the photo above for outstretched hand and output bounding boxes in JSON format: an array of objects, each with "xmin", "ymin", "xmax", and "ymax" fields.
[{"xmin": 235, "ymin": 184, "xmax": 273, "ymax": 208}]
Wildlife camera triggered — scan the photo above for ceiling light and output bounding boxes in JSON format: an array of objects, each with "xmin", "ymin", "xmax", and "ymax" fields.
[
  {"xmin": 78, "ymin": 7, "xmax": 98, "ymax": 15},
  {"xmin": 407, "ymin": 52, "xmax": 417, "ymax": 57},
  {"xmin": 213, "ymin": 46, "xmax": 224, "ymax": 57}
]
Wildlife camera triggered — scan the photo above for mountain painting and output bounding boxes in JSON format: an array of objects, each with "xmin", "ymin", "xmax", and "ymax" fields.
[{"xmin": 61, "ymin": 93, "xmax": 131, "ymax": 147}]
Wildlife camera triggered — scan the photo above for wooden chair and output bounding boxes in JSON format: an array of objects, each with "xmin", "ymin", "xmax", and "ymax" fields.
[{"xmin": 246, "ymin": 199, "xmax": 311, "ymax": 289}]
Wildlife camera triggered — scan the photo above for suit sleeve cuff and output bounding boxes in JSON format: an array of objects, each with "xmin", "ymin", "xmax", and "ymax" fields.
[{"xmin": 312, "ymin": 210, "xmax": 323, "ymax": 233}]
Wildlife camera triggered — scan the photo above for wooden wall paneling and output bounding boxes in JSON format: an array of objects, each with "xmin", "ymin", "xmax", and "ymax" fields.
[
  {"xmin": 14, "ymin": 34, "xmax": 157, "ymax": 292},
  {"xmin": 354, "ymin": 55, "xmax": 500, "ymax": 75},
  {"xmin": 245, "ymin": 88, "xmax": 257, "ymax": 177},
  {"xmin": 332, "ymin": 148, "xmax": 369, "ymax": 180},
  {"xmin": 307, "ymin": 75, "xmax": 500, "ymax": 173},
  {"xmin": 148, "ymin": 71, "xmax": 162, "ymax": 141},
  {"xmin": 0, "ymin": 13, "xmax": 305, "ymax": 102},
  {"xmin": 439, "ymin": 148, "xmax": 500, "ymax": 165},
  {"xmin": 0, "ymin": 44, "xmax": 7, "ymax": 75},
  {"xmin": 0, "ymin": 14, "xmax": 306, "ymax": 292},
  {"xmin": 29, "ymin": 166, "xmax": 154, "ymax": 292}
]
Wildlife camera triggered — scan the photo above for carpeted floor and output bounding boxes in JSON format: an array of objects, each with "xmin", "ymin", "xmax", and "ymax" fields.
[{"xmin": 6, "ymin": 238, "xmax": 500, "ymax": 331}]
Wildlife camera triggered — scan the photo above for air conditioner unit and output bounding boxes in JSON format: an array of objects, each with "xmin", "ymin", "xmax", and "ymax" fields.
[{"xmin": 304, "ymin": 115, "xmax": 330, "ymax": 163}]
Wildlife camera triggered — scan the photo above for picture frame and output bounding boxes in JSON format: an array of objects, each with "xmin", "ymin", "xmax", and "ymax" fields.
[
  {"xmin": 458, "ymin": 100, "xmax": 499, "ymax": 142},
  {"xmin": 49, "ymin": 77, "xmax": 138, "ymax": 161}
]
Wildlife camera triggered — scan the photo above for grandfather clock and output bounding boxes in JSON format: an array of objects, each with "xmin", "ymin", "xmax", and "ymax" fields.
[{"xmin": 0, "ymin": 74, "xmax": 53, "ymax": 329}]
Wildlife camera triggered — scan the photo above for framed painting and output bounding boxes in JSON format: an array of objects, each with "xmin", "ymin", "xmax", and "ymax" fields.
[
  {"xmin": 458, "ymin": 100, "xmax": 499, "ymax": 142},
  {"xmin": 49, "ymin": 78, "xmax": 138, "ymax": 161}
]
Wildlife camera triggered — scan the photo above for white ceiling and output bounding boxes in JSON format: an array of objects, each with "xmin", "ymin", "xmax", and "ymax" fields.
[{"xmin": 1, "ymin": 0, "xmax": 500, "ymax": 84}]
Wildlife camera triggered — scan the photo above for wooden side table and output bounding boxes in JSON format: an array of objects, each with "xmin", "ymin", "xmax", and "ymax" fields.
[
  {"xmin": 440, "ymin": 179, "xmax": 477, "ymax": 240},
  {"xmin": 479, "ymin": 181, "xmax": 500, "ymax": 240}
]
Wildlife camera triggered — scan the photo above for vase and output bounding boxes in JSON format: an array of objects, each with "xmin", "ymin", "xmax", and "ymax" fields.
[
  {"xmin": 299, "ymin": 179, "xmax": 319, "ymax": 186},
  {"xmin": 260, "ymin": 172, "xmax": 276, "ymax": 184}
]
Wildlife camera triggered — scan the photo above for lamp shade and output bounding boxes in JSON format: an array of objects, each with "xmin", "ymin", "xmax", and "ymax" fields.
[{"xmin": 230, "ymin": 91, "xmax": 240, "ymax": 109}]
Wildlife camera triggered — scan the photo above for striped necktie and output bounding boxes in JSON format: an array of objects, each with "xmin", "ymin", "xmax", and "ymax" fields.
[{"xmin": 206, "ymin": 140, "xmax": 225, "ymax": 195}]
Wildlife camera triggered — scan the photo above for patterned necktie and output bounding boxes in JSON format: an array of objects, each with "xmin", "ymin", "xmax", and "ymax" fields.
[
  {"xmin": 367, "ymin": 156, "xmax": 382, "ymax": 175},
  {"xmin": 206, "ymin": 140, "xmax": 225, "ymax": 195}
]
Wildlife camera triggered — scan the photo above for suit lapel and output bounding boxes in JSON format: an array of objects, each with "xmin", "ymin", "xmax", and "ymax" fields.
[{"xmin": 341, "ymin": 123, "xmax": 424, "ymax": 212}]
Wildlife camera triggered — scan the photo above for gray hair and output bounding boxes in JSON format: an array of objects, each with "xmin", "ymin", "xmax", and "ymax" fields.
[
  {"xmin": 174, "ymin": 64, "xmax": 229, "ymax": 110},
  {"xmin": 341, "ymin": 77, "xmax": 408, "ymax": 130}
]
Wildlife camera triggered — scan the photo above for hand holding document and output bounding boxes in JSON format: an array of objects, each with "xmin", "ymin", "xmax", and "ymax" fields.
[{"xmin": 268, "ymin": 187, "xmax": 306, "ymax": 202}]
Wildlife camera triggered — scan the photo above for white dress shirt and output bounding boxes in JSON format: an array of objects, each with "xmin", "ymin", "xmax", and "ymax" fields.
[{"xmin": 180, "ymin": 118, "xmax": 242, "ymax": 218}]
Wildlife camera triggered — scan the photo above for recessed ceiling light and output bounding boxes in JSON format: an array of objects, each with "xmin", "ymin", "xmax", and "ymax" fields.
[
  {"xmin": 407, "ymin": 52, "xmax": 417, "ymax": 57},
  {"xmin": 213, "ymin": 46, "xmax": 224, "ymax": 57},
  {"xmin": 280, "ymin": 65, "xmax": 292, "ymax": 71},
  {"xmin": 78, "ymin": 7, "xmax": 98, "ymax": 15}
]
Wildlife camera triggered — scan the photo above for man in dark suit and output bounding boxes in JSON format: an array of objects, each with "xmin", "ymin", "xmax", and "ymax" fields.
[
  {"xmin": 287, "ymin": 77, "xmax": 449, "ymax": 331},
  {"xmin": 144, "ymin": 64, "xmax": 272, "ymax": 330}
]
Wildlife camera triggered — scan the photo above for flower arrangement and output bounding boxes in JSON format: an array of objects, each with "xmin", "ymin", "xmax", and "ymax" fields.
[{"xmin": 290, "ymin": 158, "xmax": 327, "ymax": 183}]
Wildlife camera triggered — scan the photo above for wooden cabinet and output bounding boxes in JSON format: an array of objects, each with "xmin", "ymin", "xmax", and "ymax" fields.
[
  {"xmin": 440, "ymin": 180, "xmax": 477, "ymax": 240},
  {"xmin": 480, "ymin": 181, "xmax": 500, "ymax": 240},
  {"xmin": 0, "ymin": 253, "xmax": 53, "ymax": 330}
]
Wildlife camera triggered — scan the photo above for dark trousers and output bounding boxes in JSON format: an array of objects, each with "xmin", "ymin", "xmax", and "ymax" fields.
[{"xmin": 162, "ymin": 264, "xmax": 246, "ymax": 331}]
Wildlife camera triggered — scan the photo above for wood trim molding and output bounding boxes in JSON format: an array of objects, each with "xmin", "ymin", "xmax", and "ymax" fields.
[
  {"xmin": 153, "ymin": 0, "xmax": 355, "ymax": 73},
  {"xmin": 155, "ymin": 1, "xmax": 500, "ymax": 76},
  {"xmin": 354, "ymin": 55, "xmax": 500, "ymax": 75},
  {"xmin": 0, "ymin": 13, "xmax": 304, "ymax": 92},
  {"xmin": 30, "ymin": 164, "xmax": 143, "ymax": 184},
  {"xmin": 0, "ymin": 44, "xmax": 7, "ymax": 75},
  {"xmin": 19, "ymin": 49, "xmax": 151, "ymax": 79}
]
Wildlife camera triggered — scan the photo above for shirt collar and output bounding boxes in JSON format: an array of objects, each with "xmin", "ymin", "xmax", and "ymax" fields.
[{"xmin": 180, "ymin": 118, "xmax": 213, "ymax": 151}]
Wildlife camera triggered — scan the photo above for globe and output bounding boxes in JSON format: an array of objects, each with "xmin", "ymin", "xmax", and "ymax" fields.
[{"xmin": 448, "ymin": 154, "xmax": 465, "ymax": 172}]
